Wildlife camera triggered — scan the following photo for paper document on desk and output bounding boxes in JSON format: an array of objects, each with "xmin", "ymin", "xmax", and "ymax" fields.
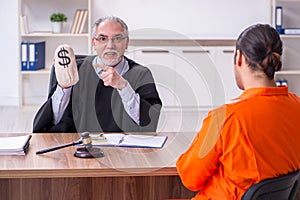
[
  {"xmin": 0, "ymin": 135, "xmax": 32, "ymax": 155},
  {"xmin": 89, "ymin": 133, "xmax": 168, "ymax": 148}
]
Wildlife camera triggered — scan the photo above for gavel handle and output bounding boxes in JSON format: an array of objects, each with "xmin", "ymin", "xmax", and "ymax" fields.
[{"xmin": 36, "ymin": 140, "xmax": 82, "ymax": 154}]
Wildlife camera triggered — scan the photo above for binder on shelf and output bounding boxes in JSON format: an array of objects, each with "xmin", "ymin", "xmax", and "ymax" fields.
[
  {"xmin": 275, "ymin": 6, "xmax": 284, "ymax": 34},
  {"xmin": 284, "ymin": 28, "xmax": 300, "ymax": 35},
  {"xmin": 21, "ymin": 42, "xmax": 28, "ymax": 70},
  {"xmin": 28, "ymin": 41, "xmax": 46, "ymax": 70}
]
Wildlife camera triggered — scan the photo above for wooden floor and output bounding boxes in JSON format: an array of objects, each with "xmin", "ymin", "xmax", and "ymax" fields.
[{"xmin": 0, "ymin": 106, "xmax": 39, "ymax": 133}]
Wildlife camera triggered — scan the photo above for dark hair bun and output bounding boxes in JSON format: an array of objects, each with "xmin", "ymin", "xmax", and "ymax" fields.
[{"xmin": 236, "ymin": 24, "xmax": 282, "ymax": 80}]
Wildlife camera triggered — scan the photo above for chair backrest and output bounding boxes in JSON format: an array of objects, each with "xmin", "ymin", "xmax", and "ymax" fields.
[
  {"xmin": 48, "ymin": 54, "xmax": 88, "ymax": 97},
  {"xmin": 242, "ymin": 170, "xmax": 300, "ymax": 200}
]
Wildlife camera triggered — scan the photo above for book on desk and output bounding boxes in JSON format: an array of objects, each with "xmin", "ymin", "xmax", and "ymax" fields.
[
  {"xmin": 0, "ymin": 135, "xmax": 32, "ymax": 155},
  {"xmin": 88, "ymin": 133, "xmax": 168, "ymax": 148}
]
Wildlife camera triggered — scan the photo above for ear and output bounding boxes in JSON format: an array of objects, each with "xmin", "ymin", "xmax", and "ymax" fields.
[
  {"xmin": 91, "ymin": 38, "xmax": 96, "ymax": 50},
  {"xmin": 125, "ymin": 37, "xmax": 129, "ymax": 49},
  {"xmin": 235, "ymin": 49, "xmax": 243, "ymax": 67}
]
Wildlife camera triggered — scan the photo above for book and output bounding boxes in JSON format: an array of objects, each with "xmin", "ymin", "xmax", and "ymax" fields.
[
  {"xmin": 23, "ymin": 15, "xmax": 29, "ymax": 34},
  {"xmin": 77, "ymin": 9, "xmax": 88, "ymax": 34},
  {"xmin": 88, "ymin": 133, "xmax": 168, "ymax": 148},
  {"xmin": 74, "ymin": 10, "xmax": 85, "ymax": 34},
  {"xmin": 70, "ymin": 9, "xmax": 81, "ymax": 34},
  {"xmin": 19, "ymin": 15, "xmax": 25, "ymax": 35},
  {"xmin": 0, "ymin": 135, "xmax": 32, "ymax": 155},
  {"xmin": 19, "ymin": 15, "xmax": 29, "ymax": 35}
]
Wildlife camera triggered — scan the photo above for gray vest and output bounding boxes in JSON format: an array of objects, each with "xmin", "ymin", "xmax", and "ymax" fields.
[{"xmin": 72, "ymin": 56, "xmax": 161, "ymax": 132}]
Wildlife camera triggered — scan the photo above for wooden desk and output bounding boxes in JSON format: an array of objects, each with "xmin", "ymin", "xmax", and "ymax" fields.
[{"xmin": 0, "ymin": 132, "xmax": 197, "ymax": 200}]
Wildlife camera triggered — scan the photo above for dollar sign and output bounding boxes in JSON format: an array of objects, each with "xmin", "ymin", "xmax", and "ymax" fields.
[{"xmin": 57, "ymin": 47, "xmax": 71, "ymax": 68}]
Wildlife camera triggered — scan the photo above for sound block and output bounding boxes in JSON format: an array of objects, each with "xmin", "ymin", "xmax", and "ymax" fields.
[{"xmin": 74, "ymin": 147, "xmax": 104, "ymax": 158}]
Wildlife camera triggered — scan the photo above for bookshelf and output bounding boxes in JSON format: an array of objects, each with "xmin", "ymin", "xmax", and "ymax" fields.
[
  {"xmin": 273, "ymin": 0, "xmax": 300, "ymax": 96},
  {"xmin": 18, "ymin": 0, "xmax": 92, "ymax": 106}
]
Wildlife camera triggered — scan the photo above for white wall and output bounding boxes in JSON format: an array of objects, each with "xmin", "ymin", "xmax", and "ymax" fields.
[
  {"xmin": 0, "ymin": 0, "xmax": 272, "ymax": 106},
  {"xmin": 0, "ymin": 0, "xmax": 19, "ymax": 105},
  {"xmin": 92, "ymin": 0, "xmax": 272, "ymax": 38}
]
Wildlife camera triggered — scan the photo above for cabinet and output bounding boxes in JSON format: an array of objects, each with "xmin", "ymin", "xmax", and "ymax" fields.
[
  {"xmin": 129, "ymin": 46, "xmax": 215, "ymax": 109},
  {"xmin": 129, "ymin": 45, "xmax": 241, "ymax": 109},
  {"xmin": 128, "ymin": 43, "xmax": 240, "ymax": 132},
  {"xmin": 126, "ymin": 46, "xmax": 177, "ymax": 107},
  {"xmin": 174, "ymin": 46, "xmax": 217, "ymax": 108},
  {"xmin": 272, "ymin": 0, "xmax": 300, "ymax": 96},
  {"xmin": 19, "ymin": 0, "xmax": 92, "ymax": 105}
]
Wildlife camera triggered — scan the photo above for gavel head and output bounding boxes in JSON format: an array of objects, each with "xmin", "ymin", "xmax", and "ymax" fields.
[
  {"xmin": 81, "ymin": 132, "xmax": 93, "ymax": 150},
  {"xmin": 74, "ymin": 132, "xmax": 104, "ymax": 158}
]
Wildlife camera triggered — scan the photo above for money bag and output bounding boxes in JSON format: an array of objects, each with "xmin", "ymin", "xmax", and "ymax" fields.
[{"xmin": 54, "ymin": 44, "xmax": 79, "ymax": 88}]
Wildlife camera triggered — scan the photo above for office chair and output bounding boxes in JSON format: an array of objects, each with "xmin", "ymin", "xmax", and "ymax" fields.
[
  {"xmin": 242, "ymin": 170, "xmax": 300, "ymax": 200},
  {"xmin": 48, "ymin": 54, "xmax": 87, "ymax": 97}
]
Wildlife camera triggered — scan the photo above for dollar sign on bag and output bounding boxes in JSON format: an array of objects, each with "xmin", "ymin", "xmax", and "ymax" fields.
[{"xmin": 58, "ymin": 47, "xmax": 71, "ymax": 68}]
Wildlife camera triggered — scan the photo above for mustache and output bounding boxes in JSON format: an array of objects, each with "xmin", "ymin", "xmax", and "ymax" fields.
[
  {"xmin": 101, "ymin": 50, "xmax": 121, "ymax": 66},
  {"xmin": 102, "ymin": 50, "xmax": 120, "ymax": 57}
]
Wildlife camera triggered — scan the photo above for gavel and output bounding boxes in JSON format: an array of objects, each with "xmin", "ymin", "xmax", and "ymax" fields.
[{"xmin": 36, "ymin": 132, "xmax": 104, "ymax": 158}]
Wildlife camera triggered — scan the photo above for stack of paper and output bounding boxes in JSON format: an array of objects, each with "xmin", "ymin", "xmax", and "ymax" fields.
[{"xmin": 0, "ymin": 135, "xmax": 32, "ymax": 155}]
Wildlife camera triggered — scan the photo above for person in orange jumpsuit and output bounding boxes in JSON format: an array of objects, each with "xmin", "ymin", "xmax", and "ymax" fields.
[{"xmin": 176, "ymin": 24, "xmax": 300, "ymax": 199}]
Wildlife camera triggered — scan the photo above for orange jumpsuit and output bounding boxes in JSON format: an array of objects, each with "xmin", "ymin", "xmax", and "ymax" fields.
[{"xmin": 176, "ymin": 86, "xmax": 300, "ymax": 200}]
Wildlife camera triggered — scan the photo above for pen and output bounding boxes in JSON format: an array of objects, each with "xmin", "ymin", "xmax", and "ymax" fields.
[{"xmin": 118, "ymin": 136, "xmax": 125, "ymax": 145}]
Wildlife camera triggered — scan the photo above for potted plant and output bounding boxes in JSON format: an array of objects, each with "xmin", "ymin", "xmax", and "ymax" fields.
[{"xmin": 50, "ymin": 12, "xmax": 67, "ymax": 33}]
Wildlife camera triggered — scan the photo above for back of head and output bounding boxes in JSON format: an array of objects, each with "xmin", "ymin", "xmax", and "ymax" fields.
[{"xmin": 235, "ymin": 24, "xmax": 282, "ymax": 80}]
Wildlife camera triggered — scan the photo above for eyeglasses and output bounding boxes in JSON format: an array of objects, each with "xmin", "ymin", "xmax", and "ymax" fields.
[{"xmin": 94, "ymin": 34, "xmax": 127, "ymax": 44}]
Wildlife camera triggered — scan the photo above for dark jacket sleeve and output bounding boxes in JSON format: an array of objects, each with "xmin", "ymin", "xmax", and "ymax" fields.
[
  {"xmin": 32, "ymin": 98, "xmax": 76, "ymax": 133},
  {"xmin": 138, "ymin": 82, "xmax": 162, "ymax": 130},
  {"xmin": 32, "ymin": 55, "xmax": 87, "ymax": 133},
  {"xmin": 32, "ymin": 99, "xmax": 54, "ymax": 132}
]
